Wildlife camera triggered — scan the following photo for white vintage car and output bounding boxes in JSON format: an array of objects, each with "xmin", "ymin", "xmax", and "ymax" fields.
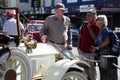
[{"xmin": 0, "ymin": 37, "xmax": 90, "ymax": 80}]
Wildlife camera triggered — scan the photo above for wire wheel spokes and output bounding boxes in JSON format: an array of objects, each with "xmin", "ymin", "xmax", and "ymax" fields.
[
  {"xmin": 0, "ymin": 48, "xmax": 32, "ymax": 80},
  {"xmin": 62, "ymin": 71, "xmax": 88, "ymax": 80}
]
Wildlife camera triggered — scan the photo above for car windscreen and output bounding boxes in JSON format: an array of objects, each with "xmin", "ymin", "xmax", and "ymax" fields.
[{"xmin": 28, "ymin": 25, "xmax": 43, "ymax": 31}]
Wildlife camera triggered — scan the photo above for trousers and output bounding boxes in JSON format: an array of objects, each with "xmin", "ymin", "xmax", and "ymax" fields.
[{"xmin": 78, "ymin": 49, "xmax": 100, "ymax": 80}]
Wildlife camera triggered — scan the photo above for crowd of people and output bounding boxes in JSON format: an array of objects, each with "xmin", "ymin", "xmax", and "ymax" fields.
[
  {"xmin": 40, "ymin": 3, "xmax": 114, "ymax": 80},
  {"xmin": 1, "ymin": 2, "xmax": 119, "ymax": 80}
]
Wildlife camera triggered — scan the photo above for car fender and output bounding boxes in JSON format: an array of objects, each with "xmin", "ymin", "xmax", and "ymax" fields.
[{"xmin": 42, "ymin": 59, "xmax": 90, "ymax": 80}]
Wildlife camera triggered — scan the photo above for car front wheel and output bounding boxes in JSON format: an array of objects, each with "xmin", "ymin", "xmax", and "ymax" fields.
[
  {"xmin": 61, "ymin": 70, "xmax": 88, "ymax": 80},
  {"xmin": 0, "ymin": 48, "xmax": 32, "ymax": 80}
]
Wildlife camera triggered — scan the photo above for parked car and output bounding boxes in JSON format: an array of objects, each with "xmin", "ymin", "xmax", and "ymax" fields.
[
  {"xmin": 25, "ymin": 20, "xmax": 44, "ymax": 42},
  {"xmin": 71, "ymin": 24, "xmax": 79, "ymax": 39}
]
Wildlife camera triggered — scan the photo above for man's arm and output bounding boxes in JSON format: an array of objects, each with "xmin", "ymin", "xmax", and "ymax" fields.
[
  {"xmin": 2, "ymin": 22, "xmax": 8, "ymax": 35},
  {"xmin": 40, "ymin": 17, "xmax": 49, "ymax": 42},
  {"xmin": 67, "ymin": 24, "xmax": 72, "ymax": 44},
  {"xmin": 67, "ymin": 17, "xmax": 72, "ymax": 50},
  {"xmin": 19, "ymin": 21, "xmax": 25, "ymax": 36}
]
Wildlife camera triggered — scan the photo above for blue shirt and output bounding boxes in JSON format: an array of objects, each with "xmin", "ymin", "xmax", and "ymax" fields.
[{"xmin": 95, "ymin": 27, "xmax": 110, "ymax": 46}]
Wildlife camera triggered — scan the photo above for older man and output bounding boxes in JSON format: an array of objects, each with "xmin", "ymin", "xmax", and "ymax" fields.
[{"xmin": 41, "ymin": 3, "xmax": 72, "ymax": 58}]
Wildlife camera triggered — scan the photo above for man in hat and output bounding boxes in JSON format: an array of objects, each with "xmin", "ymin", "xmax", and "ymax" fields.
[
  {"xmin": 2, "ymin": 11, "xmax": 25, "ymax": 46},
  {"xmin": 41, "ymin": 3, "xmax": 72, "ymax": 58},
  {"xmin": 3, "ymin": 11, "xmax": 24, "ymax": 36}
]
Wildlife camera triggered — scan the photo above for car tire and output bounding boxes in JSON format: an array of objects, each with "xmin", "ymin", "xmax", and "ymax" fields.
[
  {"xmin": 61, "ymin": 70, "xmax": 88, "ymax": 80},
  {"xmin": 0, "ymin": 47, "xmax": 32, "ymax": 80}
]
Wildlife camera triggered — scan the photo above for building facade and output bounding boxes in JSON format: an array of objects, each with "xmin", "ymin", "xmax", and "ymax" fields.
[
  {"xmin": 1, "ymin": 0, "xmax": 120, "ymax": 29},
  {"xmin": 62, "ymin": 0, "xmax": 120, "ymax": 29}
]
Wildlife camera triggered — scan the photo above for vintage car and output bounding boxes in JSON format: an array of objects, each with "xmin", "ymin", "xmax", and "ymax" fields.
[
  {"xmin": 1, "ymin": 33, "xmax": 120, "ymax": 80},
  {"xmin": 0, "ymin": 34, "xmax": 90, "ymax": 80},
  {"xmin": 0, "ymin": 8, "xmax": 88, "ymax": 80},
  {"xmin": 1, "ymin": 7, "xmax": 119, "ymax": 80}
]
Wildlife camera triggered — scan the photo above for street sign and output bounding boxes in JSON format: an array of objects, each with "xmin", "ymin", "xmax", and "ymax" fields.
[{"xmin": 79, "ymin": 4, "xmax": 95, "ymax": 12}]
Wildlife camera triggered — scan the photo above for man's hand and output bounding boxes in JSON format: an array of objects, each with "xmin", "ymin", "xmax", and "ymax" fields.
[
  {"xmin": 67, "ymin": 45, "xmax": 72, "ymax": 50},
  {"xmin": 41, "ymin": 35, "xmax": 47, "ymax": 43},
  {"xmin": 90, "ymin": 46, "xmax": 97, "ymax": 53}
]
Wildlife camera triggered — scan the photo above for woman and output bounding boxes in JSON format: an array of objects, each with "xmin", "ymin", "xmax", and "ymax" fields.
[{"xmin": 90, "ymin": 15, "xmax": 110, "ymax": 59}]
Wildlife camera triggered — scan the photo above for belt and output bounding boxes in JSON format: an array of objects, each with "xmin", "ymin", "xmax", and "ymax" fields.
[{"xmin": 49, "ymin": 40, "xmax": 65, "ymax": 45}]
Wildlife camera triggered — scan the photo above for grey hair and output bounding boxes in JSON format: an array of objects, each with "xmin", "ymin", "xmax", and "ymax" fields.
[{"xmin": 96, "ymin": 15, "xmax": 108, "ymax": 26}]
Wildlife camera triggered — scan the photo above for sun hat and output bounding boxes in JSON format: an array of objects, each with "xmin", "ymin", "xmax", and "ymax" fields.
[{"xmin": 55, "ymin": 3, "xmax": 65, "ymax": 11}]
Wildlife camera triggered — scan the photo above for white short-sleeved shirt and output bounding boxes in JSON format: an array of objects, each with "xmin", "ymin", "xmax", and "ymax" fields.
[{"xmin": 3, "ymin": 18, "xmax": 24, "ymax": 36}]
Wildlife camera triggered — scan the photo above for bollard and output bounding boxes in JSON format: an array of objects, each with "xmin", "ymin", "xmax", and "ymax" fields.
[{"xmin": 100, "ymin": 55, "xmax": 120, "ymax": 80}]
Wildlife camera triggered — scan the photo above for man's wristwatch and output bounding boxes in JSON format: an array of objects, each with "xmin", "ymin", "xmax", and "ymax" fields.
[{"xmin": 96, "ymin": 47, "xmax": 99, "ymax": 50}]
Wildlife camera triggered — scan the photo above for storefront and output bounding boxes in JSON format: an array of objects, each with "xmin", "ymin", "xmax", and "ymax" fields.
[{"xmin": 62, "ymin": 0, "xmax": 120, "ymax": 29}]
